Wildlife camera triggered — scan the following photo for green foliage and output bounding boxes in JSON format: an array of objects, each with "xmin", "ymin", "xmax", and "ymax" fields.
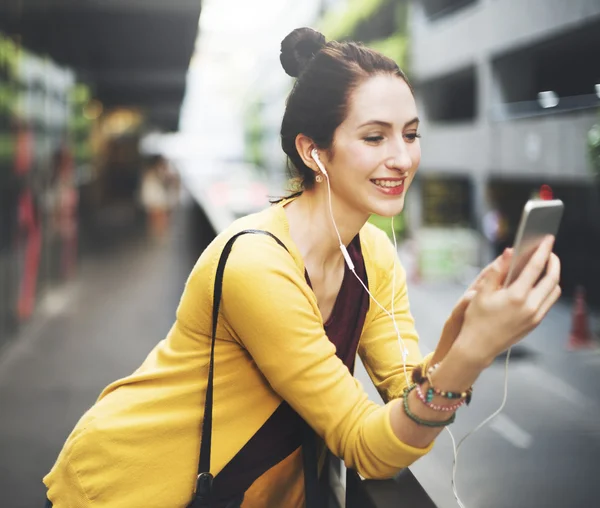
[
  {"xmin": 0, "ymin": 83, "xmax": 16, "ymax": 115},
  {"xmin": 319, "ymin": 1, "xmax": 410, "ymax": 70},
  {"xmin": 320, "ymin": 0, "xmax": 388, "ymax": 41},
  {"xmin": 369, "ymin": 33, "xmax": 408, "ymax": 69},
  {"xmin": 368, "ymin": 213, "xmax": 406, "ymax": 241},
  {"xmin": 71, "ymin": 84, "xmax": 91, "ymax": 105},
  {"xmin": 243, "ymin": 98, "xmax": 265, "ymax": 169},
  {"xmin": 0, "ymin": 133, "xmax": 15, "ymax": 162},
  {"xmin": 0, "ymin": 33, "xmax": 19, "ymax": 79}
]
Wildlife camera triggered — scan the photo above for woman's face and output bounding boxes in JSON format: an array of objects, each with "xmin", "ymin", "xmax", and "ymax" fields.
[{"xmin": 323, "ymin": 74, "xmax": 421, "ymax": 219}]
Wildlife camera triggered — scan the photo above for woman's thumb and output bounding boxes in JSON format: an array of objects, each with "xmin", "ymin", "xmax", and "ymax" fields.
[
  {"xmin": 481, "ymin": 249, "xmax": 510, "ymax": 291},
  {"xmin": 453, "ymin": 289, "xmax": 475, "ymax": 314}
]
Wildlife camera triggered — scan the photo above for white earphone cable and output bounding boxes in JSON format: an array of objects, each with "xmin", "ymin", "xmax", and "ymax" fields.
[
  {"xmin": 449, "ymin": 270, "xmax": 514, "ymax": 507},
  {"xmin": 317, "ymin": 152, "xmax": 512, "ymax": 507},
  {"xmin": 322, "ymin": 171, "xmax": 410, "ymax": 387},
  {"xmin": 323, "ymin": 171, "xmax": 345, "ymax": 249},
  {"xmin": 449, "ymin": 346, "xmax": 512, "ymax": 507}
]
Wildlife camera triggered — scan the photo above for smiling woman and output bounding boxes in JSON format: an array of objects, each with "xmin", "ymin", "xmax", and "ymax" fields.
[{"xmin": 43, "ymin": 27, "xmax": 562, "ymax": 508}]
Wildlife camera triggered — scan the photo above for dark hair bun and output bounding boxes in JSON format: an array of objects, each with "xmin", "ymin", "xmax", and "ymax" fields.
[{"xmin": 280, "ymin": 27, "xmax": 326, "ymax": 78}]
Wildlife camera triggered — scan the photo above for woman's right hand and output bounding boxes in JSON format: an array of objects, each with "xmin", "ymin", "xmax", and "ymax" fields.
[{"xmin": 455, "ymin": 235, "xmax": 561, "ymax": 367}]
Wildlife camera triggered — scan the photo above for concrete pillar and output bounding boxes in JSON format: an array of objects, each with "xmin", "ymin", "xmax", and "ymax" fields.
[{"xmin": 474, "ymin": 56, "xmax": 495, "ymax": 265}]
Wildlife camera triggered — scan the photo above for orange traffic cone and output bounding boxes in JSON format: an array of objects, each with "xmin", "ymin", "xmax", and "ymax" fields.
[{"xmin": 568, "ymin": 286, "xmax": 597, "ymax": 350}]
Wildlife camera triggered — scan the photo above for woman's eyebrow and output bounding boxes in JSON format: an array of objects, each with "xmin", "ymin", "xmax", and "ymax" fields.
[
  {"xmin": 358, "ymin": 117, "xmax": 420, "ymax": 129},
  {"xmin": 404, "ymin": 116, "xmax": 420, "ymax": 128}
]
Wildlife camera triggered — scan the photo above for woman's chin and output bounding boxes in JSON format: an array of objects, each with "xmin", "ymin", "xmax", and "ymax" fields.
[{"xmin": 369, "ymin": 195, "xmax": 406, "ymax": 218}]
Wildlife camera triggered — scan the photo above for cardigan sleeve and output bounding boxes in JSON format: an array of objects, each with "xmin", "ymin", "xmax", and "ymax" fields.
[
  {"xmin": 220, "ymin": 234, "xmax": 432, "ymax": 480},
  {"xmin": 358, "ymin": 232, "xmax": 432, "ymax": 403}
]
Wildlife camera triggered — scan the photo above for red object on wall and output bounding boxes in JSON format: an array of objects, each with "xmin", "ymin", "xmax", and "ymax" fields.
[
  {"xmin": 540, "ymin": 184, "xmax": 553, "ymax": 201},
  {"xmin": 14, "ymin": 126, "xmax": 42, "ymax": 321}
]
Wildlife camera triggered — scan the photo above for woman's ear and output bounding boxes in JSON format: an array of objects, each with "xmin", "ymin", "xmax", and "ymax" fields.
[{"xmin": 295, "ymin": 134, "xmax": 320, "ymax": 172}]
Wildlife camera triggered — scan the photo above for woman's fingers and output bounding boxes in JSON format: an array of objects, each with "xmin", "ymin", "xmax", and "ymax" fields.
[
  {"xmin": 495, "ymin": 248, "xmax": 514, "ymax": 288},
  {"xmin": 528, "ymin": 253, "xmax": 561, "ymax": 310},
  {"xmin": 533, "ymin": 283, "xmax": 562, "ymax": 325},
  {"xmin": 480, "ymin": 253, "xmax": 511, "ymax": 294},
  {"xmin": 453, "ymin": 289, "xmax": 477, "ymax": 317},
  {"xmin": 469, "ymin": 249, "xmax": 513, "ymax": 292},
  {"xmin": 512, "ymin": 236, "xmax": 555, "ymax": 293}
]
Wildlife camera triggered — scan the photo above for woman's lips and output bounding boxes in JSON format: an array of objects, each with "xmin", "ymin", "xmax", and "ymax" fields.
[{"xmin": 371, "ymin": 178, "xmax": 406, "ymax": 196}]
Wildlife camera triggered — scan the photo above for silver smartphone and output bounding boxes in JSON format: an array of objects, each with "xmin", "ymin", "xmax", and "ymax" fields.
[{"xmin": 504, "ymin": 199, "xmax": 564, "ymax": 287}]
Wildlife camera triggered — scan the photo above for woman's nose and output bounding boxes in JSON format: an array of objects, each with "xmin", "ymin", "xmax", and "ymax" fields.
[{"xmin": 386, "ymin": 146, "xmax": 412, "ymax": 172}]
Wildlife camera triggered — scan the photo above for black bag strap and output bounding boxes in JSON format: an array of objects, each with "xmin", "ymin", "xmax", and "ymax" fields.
[
  {"xmin": 192, "ymin": 229, "xmax": 320, "ymax": 507},
  {"xmin": 302, "ymin": 420, "xmax": 321, "ymax": 508}
]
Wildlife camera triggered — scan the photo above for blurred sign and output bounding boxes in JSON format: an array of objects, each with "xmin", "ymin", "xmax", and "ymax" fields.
[{"xmin": 421, "ymin": 175, "xmax": 473, "ymax": 227}]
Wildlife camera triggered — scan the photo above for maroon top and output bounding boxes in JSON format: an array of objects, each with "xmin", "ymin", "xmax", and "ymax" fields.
[{"xmin": 211, "ymin": 234, "xmax": 370, "ymax": 505}]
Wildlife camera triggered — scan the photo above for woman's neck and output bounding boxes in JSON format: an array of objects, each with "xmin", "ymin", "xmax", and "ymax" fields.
[{"xmin": 284, "ymin": 188, "xmax": 368, "ymax": 270}]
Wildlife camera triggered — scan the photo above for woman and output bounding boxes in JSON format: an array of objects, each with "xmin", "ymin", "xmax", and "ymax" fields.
[{"xmin": 43, "ymin": 28, "xmax": 561, "ymax": 508}]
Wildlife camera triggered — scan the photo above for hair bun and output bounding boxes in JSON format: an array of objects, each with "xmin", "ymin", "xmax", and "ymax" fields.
[{"xmin": 280, "ymin": 27, "xmax": 326, "ymax": 78}]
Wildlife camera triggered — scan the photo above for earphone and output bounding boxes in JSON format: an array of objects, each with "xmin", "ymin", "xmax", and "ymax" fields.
[
  {"xmin": 311, "ymin": 149, "xmax": 354, "ymax": 270},
  {"xmin": 311, "ymin": 148, "xmax": 513, "ymax": 508},
  {"xmin": 311, "ymin": 148, "xmax": 410, "ymax": 376}
]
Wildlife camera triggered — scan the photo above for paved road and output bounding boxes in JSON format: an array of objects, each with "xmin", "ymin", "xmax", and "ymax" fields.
[
  {"xmin": 356, "ymin": 268, "xmax": 600, "ymax": 508},
  {"xmin": 1, "ymin": 201, "xmax": 599, "ymax": 508}
]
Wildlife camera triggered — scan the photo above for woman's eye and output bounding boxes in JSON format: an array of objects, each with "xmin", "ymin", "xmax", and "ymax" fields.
[
  {"xmin": 364, "ymin": 136, "xmax": 384, "ymax": 143},
  {"xmin": 405, "ymin": 132, "xmax": 422, "ymax": 142}
]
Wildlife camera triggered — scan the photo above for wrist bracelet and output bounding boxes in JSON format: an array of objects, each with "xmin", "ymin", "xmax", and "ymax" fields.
[
  {"xmin": 402, "ymin": 385, "xmax": 456, "ymax": 428},
  {"xmin": 415, "ymin": 384, "xmax": 465, "ymax": 412},
  {"xmin": 425, "ymin": 363, "xmax": 473, "ymax": 405}
]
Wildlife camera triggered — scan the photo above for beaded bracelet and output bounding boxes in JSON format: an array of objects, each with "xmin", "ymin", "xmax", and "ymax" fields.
[
  {"xmin": 415, "ymin": 383, "xmax": 465, "ymax": 412},
  {"xmin": 402, "ymin": 385, "xmax": 456, "ymax": 428},
  {"xmin": 425, "ymin": 363, "xmax": 473, "ymax": 405}
]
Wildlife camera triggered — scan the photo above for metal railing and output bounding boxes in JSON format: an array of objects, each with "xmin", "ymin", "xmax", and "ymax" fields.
[
  {"xmin": 328, "ymin": 455, "xmax": 437, "ymax": 508},
  {"xmin": 490, "ymin": 93, "xmax": 600, "ymax": 122}
]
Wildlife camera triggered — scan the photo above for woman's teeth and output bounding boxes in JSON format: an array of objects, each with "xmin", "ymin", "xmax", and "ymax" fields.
[{"xmin": 372, "ymin": 179, "xmax": 403, "ymax": 188}]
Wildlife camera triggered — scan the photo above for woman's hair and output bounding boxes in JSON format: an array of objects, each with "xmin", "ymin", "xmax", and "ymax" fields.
[{"xmin": 279, "ymin": 27, "xmax": 412, "ymax": 192}]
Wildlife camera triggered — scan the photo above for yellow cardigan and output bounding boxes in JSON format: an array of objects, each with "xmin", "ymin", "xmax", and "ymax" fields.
[{"xmin": 43, "ymin": 199, "xmax": 433, "ymax": 507}]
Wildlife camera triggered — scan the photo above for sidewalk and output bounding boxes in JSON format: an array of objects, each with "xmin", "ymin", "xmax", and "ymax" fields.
[{"xmin": 0, "ymin": 206, "xmax": 203, "ymax": 508}]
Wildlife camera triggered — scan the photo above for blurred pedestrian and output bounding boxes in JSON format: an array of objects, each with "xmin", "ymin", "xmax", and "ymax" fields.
[
  {"xmin": 483, "ymin": 207, "xmax": 509, "ymax": 257},
  {"xmin": 43, "ymin": 28, "xmax": 561, "ymax": 508},
  {"xmin": 52, "ymin": 143, "xmax": 79, "ymax": 279},
  {"xmin": 164, "ymin": 160, "xmax": 182, "ymax": 215},
  {"xmin": 140, "ymin": 155, "xmax": 170, "ymax": 241}
]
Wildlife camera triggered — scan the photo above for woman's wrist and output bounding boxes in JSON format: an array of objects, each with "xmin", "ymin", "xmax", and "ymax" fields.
[
  {"xmin": 450, "ymin": 330, "xmax": 494, "ymax": 371},
  {"xmin": 432, "ymin": 336, "xmax": 488, "ymax": 392}
]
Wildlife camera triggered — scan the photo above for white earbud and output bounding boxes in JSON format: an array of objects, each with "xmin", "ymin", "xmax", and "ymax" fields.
[{"xmin": 311, "ymin": 148, "xmax": 328, "ymax": 177}]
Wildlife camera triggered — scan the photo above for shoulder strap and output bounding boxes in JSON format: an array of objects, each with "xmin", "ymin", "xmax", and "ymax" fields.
[
  {"xmin": 193, "ymin": 229, "xmax": 319, "ymax": 506},
  {"xmin": 199, "ymin": 229, "xmax": 288, "ymax": 477}
]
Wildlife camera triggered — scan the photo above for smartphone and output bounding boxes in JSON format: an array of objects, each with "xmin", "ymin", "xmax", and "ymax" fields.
[{"xmin": 504, "ymin": 199, "xmax": 564, "ymax": 287}]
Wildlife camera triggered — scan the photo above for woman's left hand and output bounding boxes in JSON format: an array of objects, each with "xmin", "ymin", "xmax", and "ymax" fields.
[{"xmin": 430, "ymin": 248, "xmax": 513, "ymax": 364}]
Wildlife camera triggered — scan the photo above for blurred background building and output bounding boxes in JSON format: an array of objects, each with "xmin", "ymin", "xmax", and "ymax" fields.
[
  {"xmin": 236, "ymin": 0, "xmax": 600, "ymax": 301},
  {"xmin": 408, "ymin": 0, "xmax": 600, "ymax": 301},
  {"xmin": 0, "ymin": 0, "xmax": 201, "ymax": 348}
]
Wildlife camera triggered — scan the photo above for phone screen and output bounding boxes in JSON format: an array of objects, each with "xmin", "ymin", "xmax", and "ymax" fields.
[{"xmin": 504, "ymin": 199, "xmax": 564, "ymax": 286}]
